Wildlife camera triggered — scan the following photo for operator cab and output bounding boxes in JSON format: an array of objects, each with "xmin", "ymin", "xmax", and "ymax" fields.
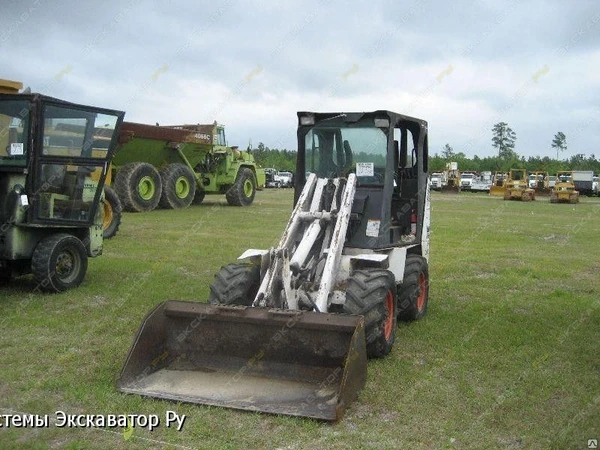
[
  {"xmin": 0, "ymin": 94, "xmax": 122, "ymax": 226},
  {"xmin": 296, "ymin": 111, "xmax": 428, "ymax": 250}
]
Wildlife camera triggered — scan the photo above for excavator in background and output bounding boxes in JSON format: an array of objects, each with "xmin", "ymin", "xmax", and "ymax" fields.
[
  {"xmin": 441, "ymin": 161, "xmax": 460, "ymax": 193},
  {"xmin": 118, "ymin": 110, "xmax": 431, "ymax": 421}
]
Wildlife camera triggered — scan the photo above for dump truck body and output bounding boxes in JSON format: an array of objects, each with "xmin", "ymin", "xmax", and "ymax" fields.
[{"xmin": 119, "ymin": 110, "xmax": 431, "ymax": 421}]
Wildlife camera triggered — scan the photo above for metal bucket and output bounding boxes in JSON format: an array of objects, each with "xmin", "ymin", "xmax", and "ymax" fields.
[{"xmin": 117, "ymin": 301, "xmax": 367, "ymax": 421}]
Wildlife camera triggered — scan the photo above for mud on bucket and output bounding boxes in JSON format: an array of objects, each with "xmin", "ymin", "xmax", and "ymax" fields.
[{"xmin": 117, "ymin": 300, "xmax": 367, "ymax": 421}]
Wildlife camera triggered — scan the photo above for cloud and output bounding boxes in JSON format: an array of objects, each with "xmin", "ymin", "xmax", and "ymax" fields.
[{"xmin": 1, "ymin": 0, "xmax": 599, "ymax": 160}]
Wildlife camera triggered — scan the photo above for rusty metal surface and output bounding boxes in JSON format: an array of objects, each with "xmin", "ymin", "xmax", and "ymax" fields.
[
  {"xmin": 117, "ymin": 301, "xmax": 367, "ymax": 421},
  {"xmin": 120, "ymin": 122, "xmax": 213, "ymax": 144}
]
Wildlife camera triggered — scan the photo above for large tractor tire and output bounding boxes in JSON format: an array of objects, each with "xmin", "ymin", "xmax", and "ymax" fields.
[
  {"xmin": 343, "ymin": 269, "xmax": 397, "ymax": 358},
  {"xmin": 192, "ymin": 190, "xmax": 206, "ymax": 205},
  {"xmin": 226, "ymin": 168, "xmax": 256, "ymax": 206},
  {"xmin": 102, "ymin": 186, "xmax": 122, "ymax": 239},
  {"xmin": 158, "ymin": 163, "xmax": 196, "ymax": 209},
  {"xmin": 31, "ymin": 233, "xmax": 88, "ymax": 293},
  {"xmin": 398, "ymin": 255, "xmax": 429, "ymax": 321},
  {"xmin": 208, "ymin": 263, "xmax": 261, "ymax": 306},
  {"xmin": 114, "ymin": 162, "xmax": 162, "ymax": 212}
]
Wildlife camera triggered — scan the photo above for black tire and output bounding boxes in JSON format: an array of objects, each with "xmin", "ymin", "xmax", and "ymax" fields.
[
  {"xmin": 102, "ymin": 186, "xmax": 122, "ymax": 239},
  {"xmin": 0, "ymin": 267, "xmax": 10, "ymax": 286},
  {"xmin": 192, "ymin": 190, "xmax": 206, "ymax": 205},
  {"xmin": 208, "ymin": 263, "xmax": 261, "ymax": 306},
  {"xmin": 343, "ymin": 269, "xmax": 397, "ymax": 358},
  {"xmin": 398, "ymin": 255, "xmax": 429, "ymax": 321},
  {"xmin": 226, "ymin": 168, "xmax": 256, "ymax": 206},
  {"xmin": 158, "ymin": 163, "xmax": 196, "ymax": 209},
  {"xmin": 31, "ymin": 234, "xmax": 88, "ymax": 293},
  {"xmin": 114, "ymin": 162, "xmax": 162, "ymax": 212}
]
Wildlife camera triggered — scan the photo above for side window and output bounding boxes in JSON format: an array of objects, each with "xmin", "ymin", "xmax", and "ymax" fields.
[
  {"xmin": 217, "ymin": 128, "xmax": 226, "ymax": 146},
  {"xmin": 42, "ymin": 114, "xmax": 87, "ymax": 157},
  {"xmin": 0, "ymin": 100, "xmax": 30, "ymax": 167}
]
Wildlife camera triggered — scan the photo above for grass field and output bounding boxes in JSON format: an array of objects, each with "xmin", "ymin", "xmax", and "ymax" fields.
[{"xmin": 1, "ymin": 189, "xmax": 599, "ymax": 449}]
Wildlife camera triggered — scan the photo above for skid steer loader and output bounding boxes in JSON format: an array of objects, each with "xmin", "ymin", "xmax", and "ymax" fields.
[{"xmin": 118, "ymin": 110, "xmax": 431, "ymax": 421}]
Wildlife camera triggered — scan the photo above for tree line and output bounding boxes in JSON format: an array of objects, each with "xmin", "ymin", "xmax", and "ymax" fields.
[
  {"xmin": 250, "ymin": 123, "xmax": 600, "ymax": 174},
  {"xmin": 432, "ymin": 123, "xmax": 599, "ymax": 174}
]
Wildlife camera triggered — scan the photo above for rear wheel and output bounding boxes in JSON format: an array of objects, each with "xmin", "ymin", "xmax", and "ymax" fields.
[
  {"xmin": 226, "ymin": 168, "xmax": 256, "ymax": 206},
  {"xmin": 344, "ymin": 269, "xmax": 397, "ymax": 358},
  {"xmin": 31, "ymin": 234, "xmax": 88, "ymax": 293},
  {"xmin": 208, "ymin": 263, "xmax": 261, "ymax": 306},
  {"xmin": 102, "ymin": 186, "xmax": 122, "ymax": 239},
  {"xmin": 114, "ymin": 162, "xmax": 162, "ymax": 212},
  {"xmin": 158, "ymin": 163, "xmax": 196, "ymax": 209},
  {"xmin": 398, "ymin": 255, "xmax": 429, "ymax": 321}
]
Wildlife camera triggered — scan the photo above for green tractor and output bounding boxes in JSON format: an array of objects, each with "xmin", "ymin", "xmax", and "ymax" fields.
[
  {"xmin": 0, "ymin": 79, "xmax": 124, "ymax": 291},
  {"xmin": 109, "ymin": 121, "xmax": 266, "ymax": 212}
]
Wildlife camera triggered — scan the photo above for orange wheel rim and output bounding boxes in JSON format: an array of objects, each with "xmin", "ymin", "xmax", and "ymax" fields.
[
  {"xmin": 417, "ymin": 273, "xmax": 426, "ymax": 311},
  {"xmin": 383, "ymin": 290, "xmax": 394, "ymax": 340}
]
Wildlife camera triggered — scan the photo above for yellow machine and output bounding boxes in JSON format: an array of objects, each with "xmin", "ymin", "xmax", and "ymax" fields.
[
  {"xmin": 489, "ymin": 171, "xmax": 507, "ymax": 197},
  {"xmin": 530, "ymin": 171, "xmax": 551, "ymax": 196},
  {"xmin": 550, "ymin": 171, "xmax": 579, "ymax": 203},
  {"xmin": 504, "ymin": 169, "xmax": 535, "ymax": 201},
  {"xmin": 441, "ymin": 162, "xmax": 460, "ymax": 193}
]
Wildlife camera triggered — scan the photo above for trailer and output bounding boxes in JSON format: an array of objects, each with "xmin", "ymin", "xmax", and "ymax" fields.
[{"xmin": 572, "ymin": 171, "xmax": 595, "ymax": 196}]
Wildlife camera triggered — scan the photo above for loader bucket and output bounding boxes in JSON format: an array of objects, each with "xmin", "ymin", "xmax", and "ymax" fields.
[{"xmin": 117, "ymin": 301, "xmax": 367, "ymax": 422}]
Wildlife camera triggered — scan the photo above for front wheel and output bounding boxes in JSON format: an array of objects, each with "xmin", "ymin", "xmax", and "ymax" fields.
[
  {"xmin": 208, "ymin": 263, "xmax": 261, "ymax": 305},
  {"xmin": 226, "ymin": 168, "xmax": 256, "ymax": 206},
  {"xmin": 398, "ymin": 255, "xmax": 429, "ymax": 321},
  {"xmin": 344, "ymin": 269, "xmax": 397, "ymax": 358},
  {"xmin": 31, "ymin": 234, "xmax": 88, "ymax": 293}
]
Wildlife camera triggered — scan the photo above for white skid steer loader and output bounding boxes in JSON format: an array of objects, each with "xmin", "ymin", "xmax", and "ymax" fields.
[{"xmin": 118, "ymin": 110, "xmax": 431, "ymax": 421}]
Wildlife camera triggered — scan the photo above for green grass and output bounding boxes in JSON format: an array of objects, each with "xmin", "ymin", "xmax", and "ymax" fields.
[{"xmin": 1, "ymin": 190, "xmax": 599, "ymax": 449}]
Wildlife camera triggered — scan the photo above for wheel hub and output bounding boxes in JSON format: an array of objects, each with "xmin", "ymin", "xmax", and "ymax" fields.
[{"xmin": 138, "ymin": 176, "xmax": 155, "ymax": 200}]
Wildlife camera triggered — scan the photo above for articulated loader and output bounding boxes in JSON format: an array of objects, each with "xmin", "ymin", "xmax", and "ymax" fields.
[
  {"xmin": 0, "ymin": 80, "xmax": 124, "ymax": 291},
  {"xmin": 118, "ymin": 110, "xmax": 431, "ymax": 421},
  {"xmin": 441, "ymin": 161, "xmax": 460, "ymax": 193}
]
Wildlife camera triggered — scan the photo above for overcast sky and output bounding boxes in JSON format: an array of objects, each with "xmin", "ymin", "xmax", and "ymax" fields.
[{"xmin": 2, "ymin": 0, "xmax": 599, "ymax": 159}]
